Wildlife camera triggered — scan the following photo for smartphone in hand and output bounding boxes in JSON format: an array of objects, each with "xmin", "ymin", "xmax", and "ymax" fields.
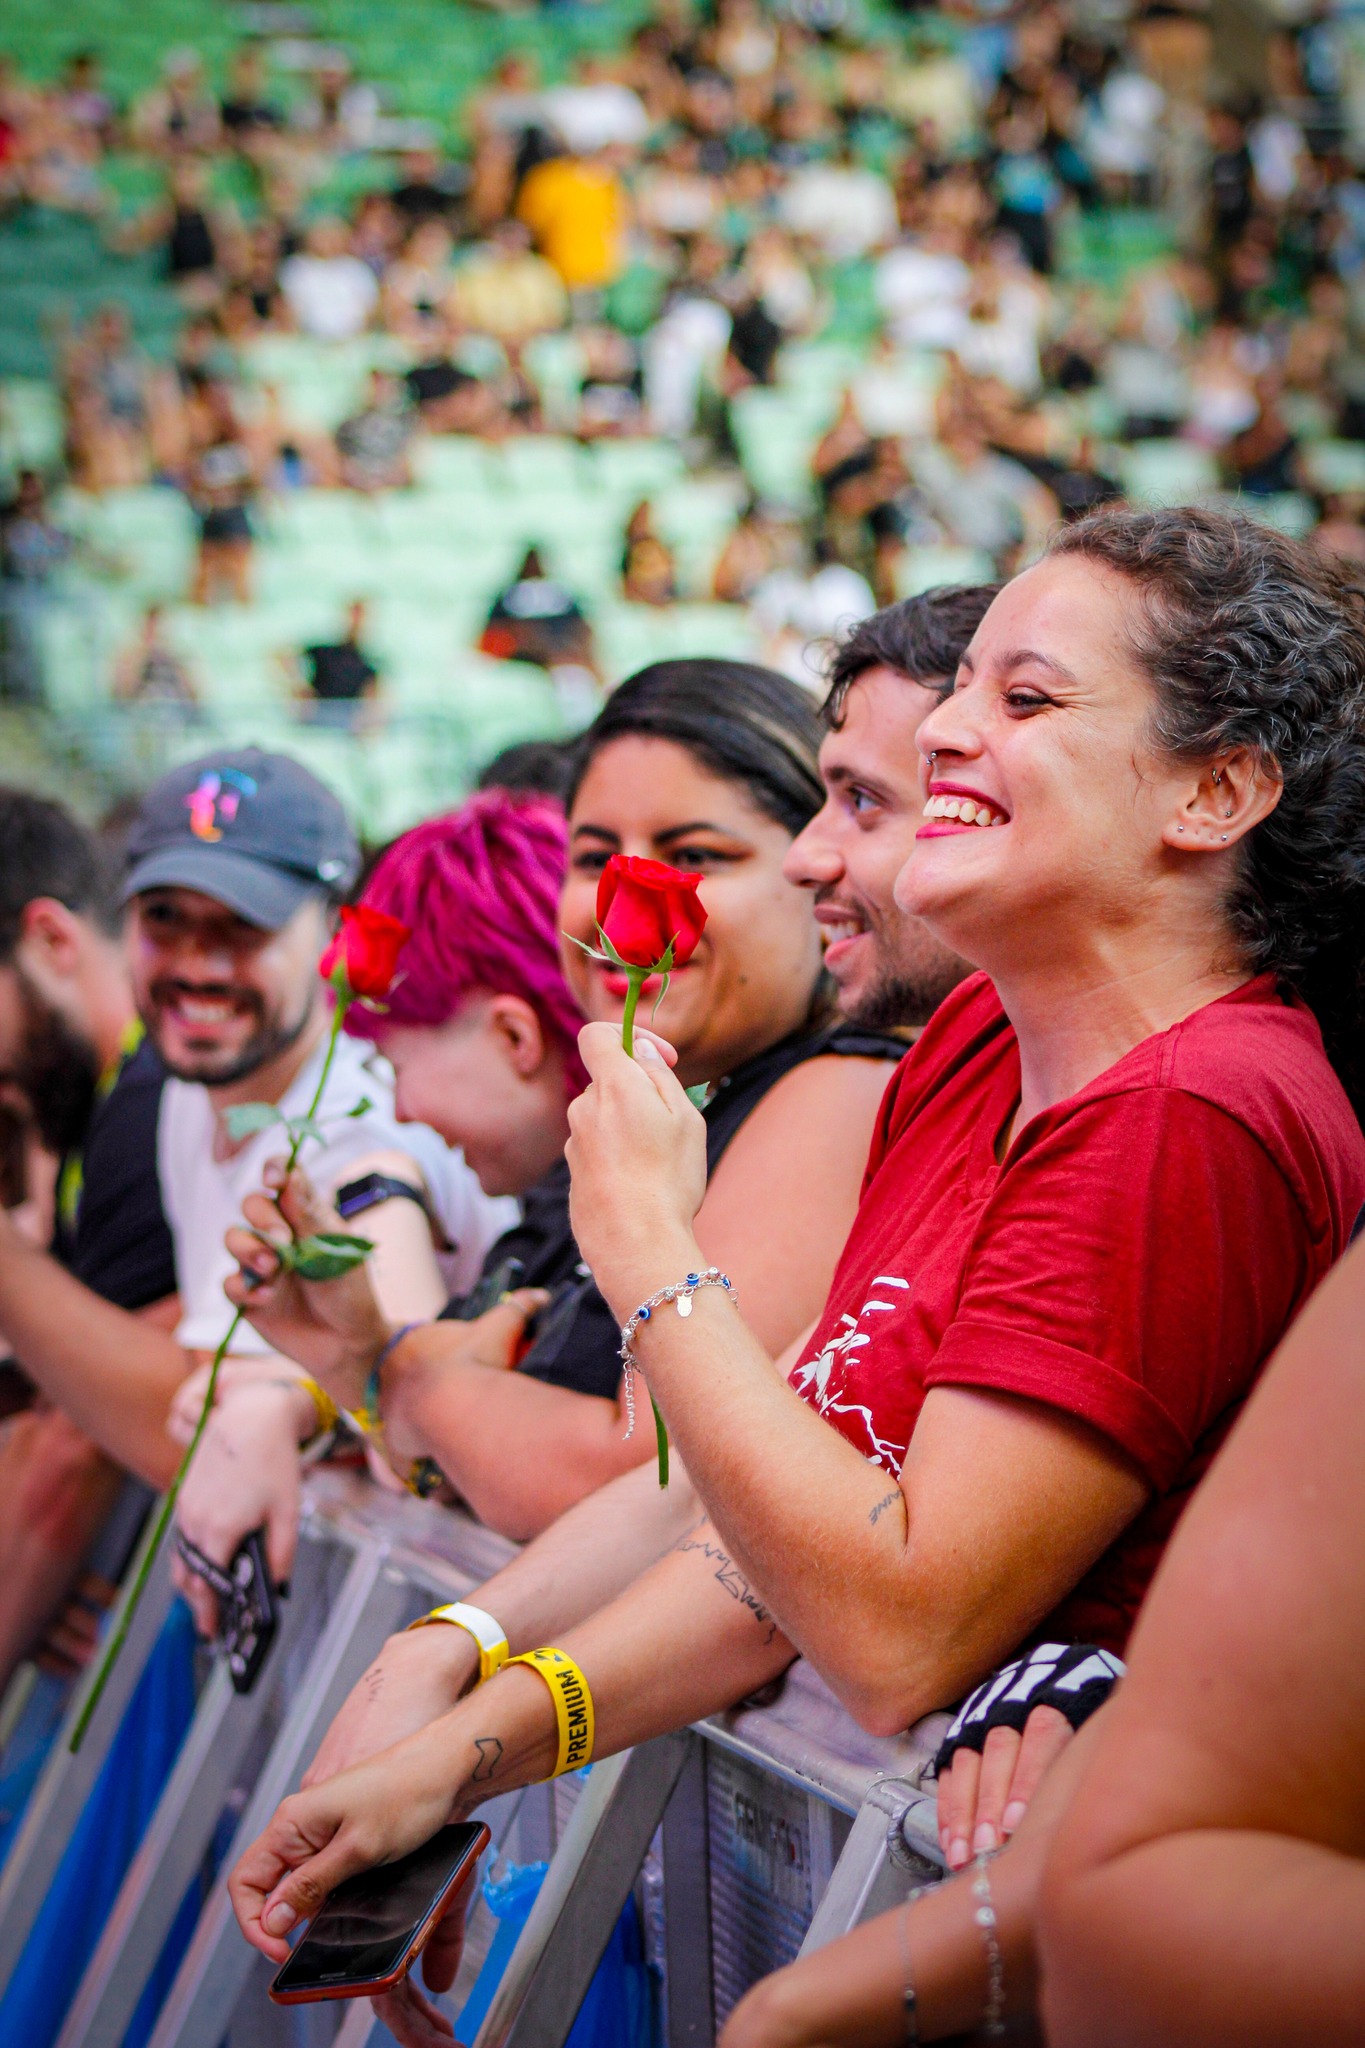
[{"xmin": 268, "ymin": 1821, "xmax": 490, "ymax": 2005}]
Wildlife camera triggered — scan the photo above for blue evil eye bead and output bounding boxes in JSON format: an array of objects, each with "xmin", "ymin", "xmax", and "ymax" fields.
[
  {"xmin": 638, "ymin": 1304, "xmax": 651, "ymax": 1321},
  {"xmin": 686, "ymin": 1273, "xmax": 700, "ymax": 1285}
]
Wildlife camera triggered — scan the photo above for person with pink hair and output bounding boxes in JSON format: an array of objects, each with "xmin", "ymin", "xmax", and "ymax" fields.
[{"xmin": 170, "ymin": 788, "xmax": 588, "ymax": 1633}]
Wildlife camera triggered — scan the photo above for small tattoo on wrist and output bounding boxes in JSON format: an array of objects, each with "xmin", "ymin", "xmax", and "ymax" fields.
[
  {"xmin": 868, "ymin": 1490, "xmax": 899, "ymax": 1526},
  {"xmin": 472, "ymin": 1736, "xmax": 504, "ymax": 1783}
]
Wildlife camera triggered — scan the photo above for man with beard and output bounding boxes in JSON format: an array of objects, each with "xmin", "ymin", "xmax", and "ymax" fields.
[
  {"xmin": 786, "ymin": 582, "xmax": 996, "ymax": 1031},
  {"xmin": 0, "ymin": 790, "xmax": 175, "ymax": 1688},
  {"xmin": 0, "ymin": 752, "xmax": 509, "ymax": 1548}
]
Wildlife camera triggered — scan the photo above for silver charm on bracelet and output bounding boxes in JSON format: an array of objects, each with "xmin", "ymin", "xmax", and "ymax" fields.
[
  {"xmin": 618, "ymin": 1267, "xmax": 737, "ymax": 1439},
  {"xmin": 971, "ymin": 1852, "xmax": 1006, "ymax": 2037}
]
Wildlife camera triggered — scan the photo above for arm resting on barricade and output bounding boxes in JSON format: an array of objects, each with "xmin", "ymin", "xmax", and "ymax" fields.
[
  {"xmin": 305, "ymin": 1455, "xmax": 702, "ymax": 1781},
  {"xmin": 230, "ymin": 1520, "xmax": 797, "ymax": 1959}
]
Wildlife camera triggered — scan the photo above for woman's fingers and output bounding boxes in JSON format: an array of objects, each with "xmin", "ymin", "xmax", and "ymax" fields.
[
  {"xmin": 938, "ymin": 1743, "xmax": 982, "ymax": 1870},
  {"xmin": 229, "ymin": 1794, "xmax": 357, "ymax": 1957},
  {"xmin": 265, "ymin": 1162, "xmax": 337, "ymax": 1238},
  {"xmin": 373, "ymin": 1978, "xmax": 457, "ymax": 2047},
  {"xmin": 462, "ymin": 1288, "xmax": 552, "ymax": 1371},
  {"xmin": 576, "ymin": 1019, "xmax": 689, "ymax": 1113},
  {"xmin": 630, "ymin": 1026, "xmax": 680, "ymax": 1067},
  {"xmin": 171, "ymin": 1552, "xmax": 219, "ymax": 1639},
  {"xmin": 418, "ymin": 1862, "xmax": 479, "ymax": 1994},
  {"xmin": 999, "ymin": 1703, "xmax": 1074, "ymax": 1837},
  {"xmin": 966, "ymin": 1724, "xmax": 1026, "ymax": 1856}
]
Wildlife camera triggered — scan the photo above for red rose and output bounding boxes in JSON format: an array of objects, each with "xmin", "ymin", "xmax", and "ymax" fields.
[
  {"xmin": 320, "ymin": 905, "xmax": 410, "ymax": 1000},
  {"xmin": 596, "ymin": 855, "xmax": 707, "ymax": 969}
]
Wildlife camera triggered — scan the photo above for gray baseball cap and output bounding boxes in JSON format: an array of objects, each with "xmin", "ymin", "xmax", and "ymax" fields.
[{"xmin": 121, "ymin": 747, "xmax": 360, "ymax": 930}]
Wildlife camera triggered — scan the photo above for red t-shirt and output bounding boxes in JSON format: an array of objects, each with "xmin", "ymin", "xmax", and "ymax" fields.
[{"xmin": 789, "ymin": 972, "xmax": 1365, "ymax": 1653}]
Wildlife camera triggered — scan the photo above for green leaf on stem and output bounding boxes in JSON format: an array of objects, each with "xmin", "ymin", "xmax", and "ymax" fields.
[
  {"xmin": 346, "ymin": 1096, "xmax": 374, "ymax": 1118},
  {"xmin": 223, "ymin": 1101, "xmax": 285, "ymax": 1140},
  {"xmin": 685, "ymin": 1083, "xmax": 711, "ymax": 1109},
  {"xmin": 283, "ymin": 1116, "xmax": 329, "ymax": 1146},
  {"xmin": 283, "ymin": 1231, "xmax": 376, "ymax": 1280}
]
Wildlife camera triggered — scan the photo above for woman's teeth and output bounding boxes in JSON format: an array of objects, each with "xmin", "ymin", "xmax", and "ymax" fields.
[
  {"xmin": 823, "ymin": 922, "xmax": 861, "ymax": 945},
  {"xmin": 922, "ymin": 795, "xmax": 1007, "ymax": 827}
]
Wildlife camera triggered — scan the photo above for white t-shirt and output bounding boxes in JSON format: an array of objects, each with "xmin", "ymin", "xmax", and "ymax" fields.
[
  {"xmin": 159, "ymin": 1029, "xmax": 516, "ymax": 1355},
  {"xmin": 279, "ymin": 253, "xmax": 379, "ymax": 341}
]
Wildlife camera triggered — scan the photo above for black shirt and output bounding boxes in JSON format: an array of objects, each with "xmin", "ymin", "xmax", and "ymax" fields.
[
  {"xmin": 303, "ymin": 639, "xmax": 378, "ymax": 702},
  {"xmin": 441, "ymin": 1022, "xmax": 904, "ymax": 1402},
  {"xmin": 52, "ymin": 1037, "xmax": 176, "ymax": 1312}
]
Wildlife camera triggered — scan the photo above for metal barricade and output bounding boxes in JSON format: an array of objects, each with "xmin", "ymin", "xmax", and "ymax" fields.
[{"xmin": 0, "ymin": 1468, "xmax": 947, "ymax": 2048}]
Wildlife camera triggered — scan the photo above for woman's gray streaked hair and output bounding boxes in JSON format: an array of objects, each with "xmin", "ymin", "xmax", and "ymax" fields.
[{"xmin": 1051, "ymin": 504, "xmax": 1365, "ymax": 1118}]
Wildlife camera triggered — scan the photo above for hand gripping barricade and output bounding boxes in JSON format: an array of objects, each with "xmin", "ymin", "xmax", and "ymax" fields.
[{"xmin": 0, "ymin": 1469, "xmax": 948, "ymax": 2048}]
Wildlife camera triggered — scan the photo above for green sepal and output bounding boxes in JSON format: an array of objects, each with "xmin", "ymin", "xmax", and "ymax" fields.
[
  {"xmin": 346, "ymin": 1097, "xmax": 374, "ymax": 1119},
  {"xmin": 281, "ymin": 1231, "xmax": 375, "ymax": 1281},
  {"xmin": 684, "ymin": 1083, "xmax": 711, "ymax": 1109},
  {"xmin": 223, "ymin": 1101, "xmax": 285, "ymax": 1140}
]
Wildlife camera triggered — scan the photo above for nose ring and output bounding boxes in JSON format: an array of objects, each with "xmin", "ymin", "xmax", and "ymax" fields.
[{"xmin": 928, "ymin": 751, "xmax": 938, "ymax": 766}]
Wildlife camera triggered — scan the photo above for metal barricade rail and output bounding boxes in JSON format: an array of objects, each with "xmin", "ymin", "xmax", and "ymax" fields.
[{"xmin": 0, "ymin": 1468, "xmax": 947, "ymax": 2048}]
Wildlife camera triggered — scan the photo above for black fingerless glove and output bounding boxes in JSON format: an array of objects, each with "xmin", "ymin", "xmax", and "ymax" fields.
[{"xmin": 934, "ymin": 1641, "xmax": 1125, "ymax": 1778}]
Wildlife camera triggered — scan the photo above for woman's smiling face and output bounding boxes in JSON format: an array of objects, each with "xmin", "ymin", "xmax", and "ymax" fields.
[
  {"xmin": 561, "ymin": 735, "xmax": 823, "ymax": 1086},
  {"xmin": 896, "ymin": 554, "xmax": 1196, "ymax": 971}
]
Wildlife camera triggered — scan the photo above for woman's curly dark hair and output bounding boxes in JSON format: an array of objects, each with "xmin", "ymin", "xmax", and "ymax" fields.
[{"xmin": 1051, "ymin": 506, "xmax": 1365, "ymax": 1119}]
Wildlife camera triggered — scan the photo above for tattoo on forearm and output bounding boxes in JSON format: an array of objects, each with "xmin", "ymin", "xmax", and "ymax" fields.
[
  {"xmin": 362, "ymin": 1667, "xmax": 385, "ymax": 1702},
  {"xmin": 868, "ymin": 1490, "xmax": 900, "ymax": 1526},
  {"xmin": 471, "ymin": 1735, "xmax": 504, "ymax": 1783},
  {"xmin": 676, "ymin": 1532, "xmax": 777, "ymax": 1645}
]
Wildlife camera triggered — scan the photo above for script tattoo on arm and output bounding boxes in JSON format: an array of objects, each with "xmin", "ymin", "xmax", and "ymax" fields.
[
  {"xmin": 471, "ymin": 1736, "xmax": 504, "ymax": 1783},
  {"xmin": 675, "ymin": 1527, "xmax": 778, "ymax": 1645},
  {"xmin": 868, "ymin": 1490, "xmax": 900, "ymax": 1526}
]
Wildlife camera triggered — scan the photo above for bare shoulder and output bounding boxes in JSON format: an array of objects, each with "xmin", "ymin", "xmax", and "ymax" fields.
[{"xmin": 709, "ymin": 1052, "xmax": 896, "ymax": 1186}]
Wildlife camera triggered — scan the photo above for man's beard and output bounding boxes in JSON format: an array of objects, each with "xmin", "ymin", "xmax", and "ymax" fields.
[
  {"xmin": 146, "ymin": 982, "xmax": 315, "ymax": 1086},
  {"xmin": 840, "ymin": 938, "xmax": 972, "ymax": 1032},
  {"xmin": 8, "ymin": 973, "xmax": 102, "ymax": 1155}
]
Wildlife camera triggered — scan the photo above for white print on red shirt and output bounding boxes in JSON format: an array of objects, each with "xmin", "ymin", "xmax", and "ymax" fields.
[{"xmin": 790, "ymin": 1273, "xmax": 911, "ymax": 1475}]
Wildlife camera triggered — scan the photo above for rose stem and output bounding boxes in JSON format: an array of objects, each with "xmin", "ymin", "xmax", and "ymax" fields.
[
  {"xmin": 72, "ymin": 984, "xmax": 354, "ymax": 1750},
  {"xmin": 619, "ymin": 966, "xmax": 644, "ymax": 1058}
]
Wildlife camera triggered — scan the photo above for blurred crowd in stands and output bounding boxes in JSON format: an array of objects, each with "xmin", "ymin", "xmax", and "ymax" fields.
[{"xmin": 6, "ymin": 0, "xmax": 1365, "ymax": 717}]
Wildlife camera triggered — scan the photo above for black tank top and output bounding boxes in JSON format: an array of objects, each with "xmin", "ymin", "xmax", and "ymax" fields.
[{"xmin": 441, "ymin": 1021, "xmax": 905, "ymax": 1402}]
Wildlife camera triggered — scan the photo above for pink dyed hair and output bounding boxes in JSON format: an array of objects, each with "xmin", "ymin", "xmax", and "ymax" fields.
[{"xmin": 347, "ymin": 791, "xmax": 587, "ymax": 1094}]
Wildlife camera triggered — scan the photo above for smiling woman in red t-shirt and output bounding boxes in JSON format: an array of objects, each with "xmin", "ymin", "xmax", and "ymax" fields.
[{"xmin": 228, "ymin": 511, "xmax": 1365, "ymax": 1979}]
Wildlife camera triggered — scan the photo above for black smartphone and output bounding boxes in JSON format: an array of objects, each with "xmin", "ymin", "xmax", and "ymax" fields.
[
  {"xmin": 221, "ymin": 1529, "xmax": 279, "ymax": 1694},
  {"xmin": 175, "ymin": 1526, "xmax": 279, "ymax": 1694},
  {"xmin": 452, "ymin": 1256, "xmax": 526, "ymax": 1323},
  {"xmin": 268, "ymin": 1821, "xmax": 491, "ymax": 2005}
]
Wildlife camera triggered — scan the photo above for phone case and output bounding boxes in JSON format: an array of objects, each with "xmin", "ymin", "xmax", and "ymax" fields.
[{"xmin": 267, "ymin": 1823, "xmax": 490, "ymax": 2006}]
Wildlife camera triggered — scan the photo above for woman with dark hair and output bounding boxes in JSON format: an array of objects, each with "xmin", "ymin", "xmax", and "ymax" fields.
[
  {"xmin": 231, "ymin": 510, "xmax": 1365, "ymax": 2043},
  {"xmin": 214, "ymin": 659, "xmax": 907, "ymax": 1550}
]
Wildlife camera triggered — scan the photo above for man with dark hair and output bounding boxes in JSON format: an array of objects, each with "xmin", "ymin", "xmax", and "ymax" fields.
[
  {"xmin": 0, "ymin": 789, "xmax": 176, "ymax": 1687},
  {"xmin": 786, "ymin": 583, "xmax": 998, "ymax": 1030},
  {"xmin": 821, "ymin": 581, "xmax": 1000, "ymax": 732}
]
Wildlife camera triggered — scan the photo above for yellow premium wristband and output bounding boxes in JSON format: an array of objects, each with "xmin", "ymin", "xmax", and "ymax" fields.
[
  {"xmin": 506, "ymin": 1647, "xmax": 594, "ymax": 1777},
  {"xmin": 407, "ymin": 1601, "xmax": 510, "ymax": 1685}
]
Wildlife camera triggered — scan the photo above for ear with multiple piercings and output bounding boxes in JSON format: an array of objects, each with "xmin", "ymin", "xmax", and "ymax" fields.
[{"xmin": 1178, "ymin": 765, "xmax": 1233, "ymax": 841}]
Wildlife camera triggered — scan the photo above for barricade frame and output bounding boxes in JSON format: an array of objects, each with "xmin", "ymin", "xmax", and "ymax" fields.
[{"xmin": 1, "ymin": 1469, "xmax": 948, "ymax": 2048}]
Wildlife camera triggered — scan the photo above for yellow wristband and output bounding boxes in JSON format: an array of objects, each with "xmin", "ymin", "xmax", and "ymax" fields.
[
  {"xmin": 298, "ymin": 1375, "xmax": 340, "ymax": 1438},
  {"xmin": 506, "ymin": 1647, "xmax": 594, "ymax": 1777},
  {"xmin": 407, "ymin": 1601, "xmax": 509, "ymax": 1685}
]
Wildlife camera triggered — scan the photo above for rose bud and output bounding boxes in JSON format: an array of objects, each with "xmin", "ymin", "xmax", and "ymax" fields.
[
  {"xmin": 320, "ymin": 904, "xmax": 411, "ymax": 1001},
  {"xmin": 596, "ymin": 855, "xmax": 707, "ymax": 969}
]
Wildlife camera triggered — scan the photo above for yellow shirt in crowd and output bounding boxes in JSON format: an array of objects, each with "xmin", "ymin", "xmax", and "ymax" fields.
[{"xmin": 516, "ymin": 158, "xmax": 627, "ymax": 293}]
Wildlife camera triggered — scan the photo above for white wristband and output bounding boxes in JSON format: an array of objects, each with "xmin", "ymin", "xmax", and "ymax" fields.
[{"xmin": 407, "ymin": 1600, "xmax": 510, "ymax": 1685}]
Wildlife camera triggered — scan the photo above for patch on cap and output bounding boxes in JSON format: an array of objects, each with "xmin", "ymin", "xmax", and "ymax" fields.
[{"xmin": 185, "ymin": 768, "xmax": 259, "ymax": 844}]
